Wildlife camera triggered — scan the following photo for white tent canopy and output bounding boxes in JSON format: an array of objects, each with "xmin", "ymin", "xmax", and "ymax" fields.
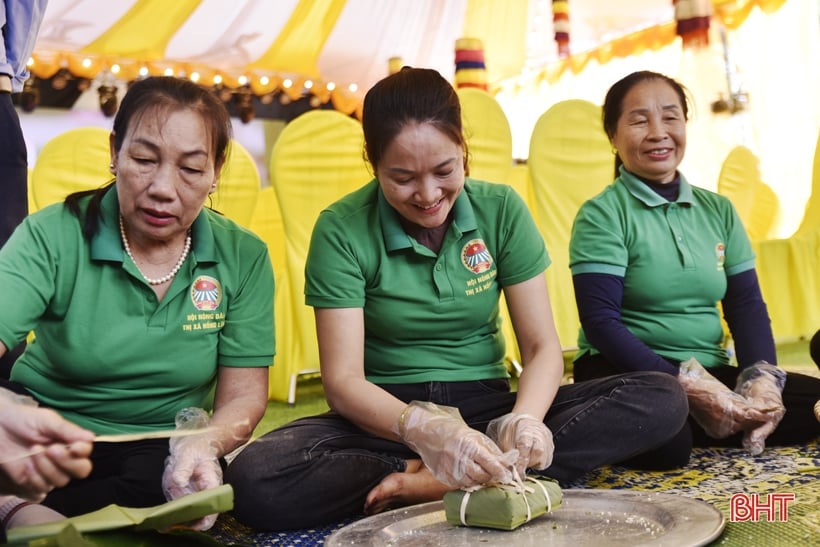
[{"xmin": 19, "ymin": 0, "xmax": 820, "ymax": 237}]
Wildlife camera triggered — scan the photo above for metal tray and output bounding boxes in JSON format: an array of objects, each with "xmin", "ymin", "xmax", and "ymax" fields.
[{"xmin": 325, "ymin": 489, "xmax": 726, "ymax": 546}]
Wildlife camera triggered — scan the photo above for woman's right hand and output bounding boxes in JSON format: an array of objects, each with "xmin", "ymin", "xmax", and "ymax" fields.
[
  {"xmin": 677, "ymin": 358, "xmax": 768, "ymax": 438},
  {"xmin": 0, "ymin": 393, "xmax": 94, "ymax": 501},
  {"xmin": 397, "ymin": 401, "xmax": 515, "ymax": 489}
]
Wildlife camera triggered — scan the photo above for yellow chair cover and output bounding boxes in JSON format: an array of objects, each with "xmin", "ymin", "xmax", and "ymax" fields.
[
  {"xmin": 753, "ymin": 231, "xmax": 820, "ymax": 342},
  {"xmin": 527, "ymin": 100, "xmax": 613, "ymax": 350},
  {"xmin": 506, "ymin": 162, "xmax": 533, "ymax": 212},
  {"xmin": 795, "ymin": 130, "xmax": 820, "ymax": 235},
  {"xmin": 716, "ymin": 145, "xmax": 779, "ymax": 242},
  {"xmin": 752, "ymin": 131, "xmax": 820, "ymax": 342},
  {"xmin": 458, "ymin": 87, "xmax": 513, "ymax": 185},
  {"xmin": 26, "ymin": 168, "xmax": 36, "ymax": 214},
  {"xmin": 748, "ymin": 182, "xmax": 780, "ymax": 242},
  {"xmin": 267, "ymin": 110, "xmax": 370, "ymax": 403},
  {"xmin": 248, "ymin": 185, "xmax": 286, "ymax": 288},
  {"xmin": 458, "ymin": 87, "xmax": 522, "ymax": 373},
  {"xmin": 209, "ymin": 140, "xmax": 260, "ymax": 229},
  {"xmin": 30, "ymin": 127, "xmax": 112, "ymax": 212}
]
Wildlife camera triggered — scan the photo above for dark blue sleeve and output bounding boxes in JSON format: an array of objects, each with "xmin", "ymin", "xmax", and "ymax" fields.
[
  {"xmin": 572, "ymin": 272, "xmax": 679, "ymax": 375},
  {"xmin": 722, "ymin": 268, "xmax": 777, "ymax": 367}
]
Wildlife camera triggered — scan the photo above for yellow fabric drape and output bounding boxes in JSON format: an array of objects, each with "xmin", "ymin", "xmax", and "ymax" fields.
[
  {"xmin": 247, "ymin": 0, "xmax": 346, "ymax": 77},
  {"xmin": 714, "ymin": 0, "xmax": 788, "ymax": 29},
  {"xmin": 82, "ymin": 0, "xmax": 201, "ymax": 59},
  {"xmin": 462, "ymin": 0, "xmax": 529, "ymax": 84},
  {"xmin": 499, "ymin": 0, "xmax": 790, "ymax": 93}
]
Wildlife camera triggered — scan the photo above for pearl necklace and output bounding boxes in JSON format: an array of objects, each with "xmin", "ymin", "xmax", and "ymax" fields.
[{"xmin": 119, "ymin": 216, "xmax": 191, "ymax": 286}]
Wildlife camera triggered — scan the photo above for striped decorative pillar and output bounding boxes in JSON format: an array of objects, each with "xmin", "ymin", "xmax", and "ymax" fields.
[
  {"xmin": 454, "ymin": 37, "xmax": 488, "ymax": 90},
  {"xmin": 552, "ymin": 0, "xmax": 570, "ymax": 58},
  {"xmin": 673, "ymin": 0, "xmax": 713, "ymax": 48}
]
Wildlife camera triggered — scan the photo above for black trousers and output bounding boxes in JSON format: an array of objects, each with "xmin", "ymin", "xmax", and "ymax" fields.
[
  {"xmin": 0, "ymin": 91, "xmax": 29, "ymax": 379},
  {"xmin": 574, "ymin": 353, "xmax": 820, "ymax": 451}
]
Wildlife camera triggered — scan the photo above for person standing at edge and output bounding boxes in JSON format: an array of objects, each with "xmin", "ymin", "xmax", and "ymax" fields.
[{"xmin": 0, "ymin": 0, "xmax": 50, "ymax": 377}]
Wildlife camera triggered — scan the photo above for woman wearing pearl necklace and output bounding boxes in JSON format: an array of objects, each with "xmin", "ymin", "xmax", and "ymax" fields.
[{"xmin": 0, "ymin": 76, "xmax": 275, "ymax": 534}]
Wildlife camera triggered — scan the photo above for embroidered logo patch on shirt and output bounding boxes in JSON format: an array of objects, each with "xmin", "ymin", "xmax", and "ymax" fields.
[
  {"xmin": 461, "ymin": 239, "xmax": 493, "ymax": 273},
  {"xmin": 715, "ymin": 242, "xmax": 726, "ymax": 271},
  {"xmin": 191, "ymin": 276, "xmax": 222, "ymax": 310}
]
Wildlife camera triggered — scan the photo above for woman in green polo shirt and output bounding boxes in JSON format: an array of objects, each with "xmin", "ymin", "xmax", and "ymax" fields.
[
  {"xmin": 225, "ymin": 67, "xmax": 689, "ymax": 531},
  {"xmin": 569, "ymin": 70, "xmax": 819, "ymax": 460},
  {"xmin": 0, "ymin": 76, "xmax": 275, "ymax": 532}
]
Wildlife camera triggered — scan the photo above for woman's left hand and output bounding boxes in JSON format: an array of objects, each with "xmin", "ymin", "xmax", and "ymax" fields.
[
  {"xmin": 735, "ymin": 363, "xmax": 787, "ymax": 455},
  {"xmin": 161, "ymin": 408, "xmax": 223, "ymax": 530},
  {"xmin": 486, "ymin": 413, "xmax": 553, "ymax": 476}
]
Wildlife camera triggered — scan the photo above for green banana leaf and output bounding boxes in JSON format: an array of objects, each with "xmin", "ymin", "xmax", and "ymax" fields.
[
  {"xmin": 7, "ymin": 485, "xmax": 234, "ymax": 546},
  {"xmin": 443, "ymin": 477, "xmax": 562, "ymax": 531}
]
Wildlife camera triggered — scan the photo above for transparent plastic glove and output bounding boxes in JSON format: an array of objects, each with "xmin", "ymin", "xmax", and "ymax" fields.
[
  {"xmin": 486, "ymin": 413, "xmax": 553, "ymax": 476},
  {"xmin": 396, "ymin": 401, "xmax": 516, "ymax": 489},
  {"xmin": 735, "ymin": 362, "xmax": 787, "ymax": 455},
  {"xmin": 162, "ymin": 408, "xmax": 222, "ymax": 531},
  {"xmin": 678, "ymin": 358, "xmax": 768, "ymax": 439}
]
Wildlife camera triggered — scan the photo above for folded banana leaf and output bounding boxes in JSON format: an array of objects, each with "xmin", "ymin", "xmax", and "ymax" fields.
[
  {"xmin": 443, "ymin": 476, "xmax": 562, "ymax": 531},
  {"xmin": 6, "ymin": 484, "xmax": 233, "ymax": 545}
]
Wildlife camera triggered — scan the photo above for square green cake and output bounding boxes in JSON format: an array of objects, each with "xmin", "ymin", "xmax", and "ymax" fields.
[{"xmin": 443, "ymin": 477, "xmax": 562, "ymax": 531}]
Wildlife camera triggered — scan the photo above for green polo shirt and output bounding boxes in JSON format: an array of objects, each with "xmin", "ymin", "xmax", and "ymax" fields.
[
  {"xmin": 305, "ymin": 178, "xmax": 549, "ymax": 384},
  {"xmin": 0, "ymin": 187, "xmax": 275, "ymax": 434},
  {"xmin": 569, "ymin": 168, "xmax": 755, "ymax": 367}
]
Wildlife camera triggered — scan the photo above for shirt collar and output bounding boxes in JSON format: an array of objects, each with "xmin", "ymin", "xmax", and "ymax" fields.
[
  {"xmin": 618, "ymin": 166, "xmax": 694, "ymax": 207},
  {"xmin": 378, "ymin": 181, "xmax": 477, "ymax": 251},
  {"xmin": 91, "ymin": 185, "xmax": 215, "ymax": 263}
]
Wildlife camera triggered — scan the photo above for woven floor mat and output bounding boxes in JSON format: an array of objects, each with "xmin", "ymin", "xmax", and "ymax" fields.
[
  {"xmin": 563, "ymin": 440, "xmax": 819, "ymax": 546},
  {"xmin": 208, "ymin": 440, "xmax": 819, "ymax": 547}
]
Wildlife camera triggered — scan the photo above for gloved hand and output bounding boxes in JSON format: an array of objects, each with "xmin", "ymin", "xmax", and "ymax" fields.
[
  {"xmin": 735, "ymin": 362, "xmax": 786, "ymax": 455},
  {"xmin": 677, "ymin": 358, "xmax": 768, "ymax": 439},
  {"xmin": 162, "ymin": 408, "xmax": 223, "ymax": 531},
  {"xmin": 486, "ymin": 412, "xmax": 553, "ymax": 477},
  {"xmin": 396, "ymin": 401, "xmax": 516, "ymax": 489}
]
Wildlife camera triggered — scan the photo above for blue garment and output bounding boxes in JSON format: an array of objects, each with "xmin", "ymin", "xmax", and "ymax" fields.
[{"xmin": 1, "ymin": 0, "xmax": 49, "ymax": 91}]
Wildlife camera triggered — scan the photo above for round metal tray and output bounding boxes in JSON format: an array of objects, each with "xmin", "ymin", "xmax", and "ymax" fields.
[{"xmin": 325, "ymin": 489, "xmax": 726, "ymax": 546}]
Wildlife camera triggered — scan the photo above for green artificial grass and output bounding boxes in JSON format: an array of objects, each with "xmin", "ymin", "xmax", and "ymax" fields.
[{"xmin": 253, "ymin": 338, "xmax": 818, "ymax": 437}]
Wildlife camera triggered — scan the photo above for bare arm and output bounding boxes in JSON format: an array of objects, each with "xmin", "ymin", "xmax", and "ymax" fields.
[
  {"xmin": 503, "ymin": 273, "xmax": 564, "ymax": 419},
  {"xmin": 315, "ymin": 307, "xmax": 516, "ymax": 488},
  {"xmin": 209, "ymin": 366, "xmax": 270, "ymax": 456},
  {"xmin": 315, "ymin": 307, "xmax": 407, "ymax": 440},
  {"xmin": 0, "ymin": 389, "xmax": 94, "ymax": 501}
]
